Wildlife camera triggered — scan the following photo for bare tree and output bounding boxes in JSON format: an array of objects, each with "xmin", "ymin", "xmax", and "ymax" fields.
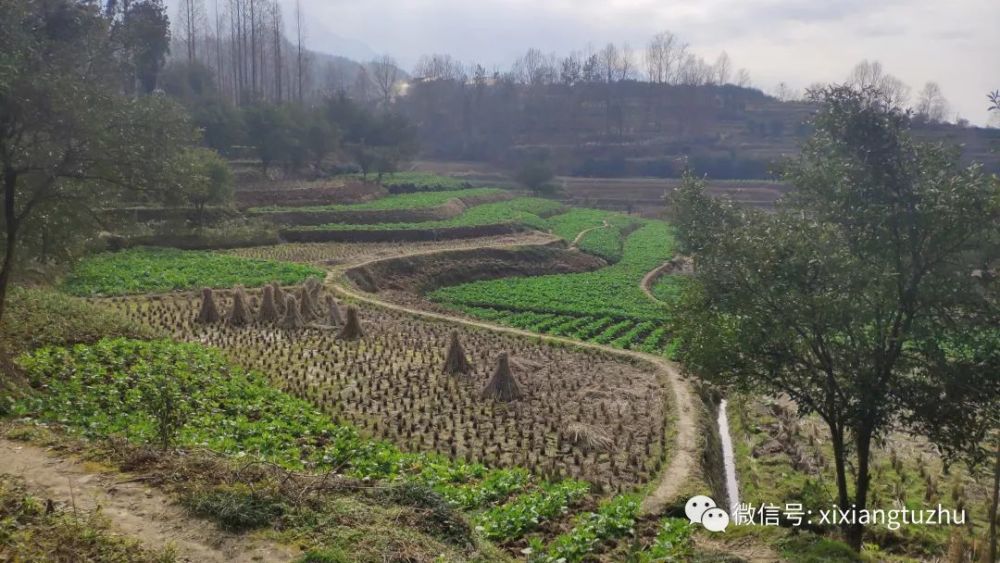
[
  {"xmin": 212, "ymin": 0, "xmax": 226, "ymax": 97},
  {"xmin": 295, "ymin": 0, "xmax": 305, "ymax": 102},
  {"xmin": 470, "ymin": 62, "xmax": 489, "ymax": 89},
  {"xmin": 247, "ymin": 0, "xmax": 254, "ymax": 97},
  {"xmin": 413, "ymin": 54, "xmax": 466, "ymax": 81},
  {"xmin": 676, "ymin": 53, "xmax": 712, "ymax": 85},
  {"xmin": 713, "ymin": 51, "xmax": 732, "ymax": 85},
  {"xmin": 512, "ymin": 48, "xmax": 556, "ymax": 86},
  {"xmin": 619, "ymin": 43, "xmax": 637, "ymax": 81},
  {"xmin": 846, "ymin": 60, "xmax": 910, "ymax": 108},
  {"xmin": 559, "ymin": 52, "xmax": 582, "ymax": 86},
  {"xmin": 773, "ymin": 81, "xmax": 799, "ymax": 101},
  {"xmin": 352, "ymin": 66, "xmax": 374, "ymax": 104},
  {"xmin": 228, "ymin": 0, "xmax": 245, "ymax": 103},
  {"xmin": 177, "ymin": 0, "xmax": 206, "ymax": 64},
  {"xmin": 370, "ymin": 55, "xmax": 399, "ymax": 108},
  {"xmin": 270, "ymin": 0, "xmax": 283, "ymax": 101},
  {"xmin": 645, "ymin": 31, "xmax": 685, "ymax": 84},
  {"xmin": 734, "ymin": 68, "xmax": 751, "ymax": 87},
  {"xmin": 598, "ymin": 43, "xmax": 635, "ymax": 83},
  {"xmin": 914, "ymin": 82, "xmax": 949, "ymax": 123}
]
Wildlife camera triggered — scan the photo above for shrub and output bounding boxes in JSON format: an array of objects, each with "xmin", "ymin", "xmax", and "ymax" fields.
[
  {"xmin": 1, "ymin": 287, "xmax": 154, "ymax": 356},
  {"xmin": 375, "ymin": 483, "xmax": 472, "ymax": 546},
  {"xmin": 182, "ymin": 483, "xmax": 284, "ymax": 532},
  {"xmin": 639, "ymin": 518, "xmax": 692, "ymax": 562},
  {"xmin": 515, "ymin": 160, "xmax": 556, "ymax": 195}
]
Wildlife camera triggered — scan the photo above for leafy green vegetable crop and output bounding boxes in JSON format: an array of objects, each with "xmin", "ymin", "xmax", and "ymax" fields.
[
  {"xmin": 13, "ymin": 338, "xmax": 604, "ymax": 545},
  {"xmin": 432, "ymin": 221, "xmax": 676, "ymax": 353},
  {"xmin": 249, "ymin": 187, "xmax": 505, "ymax": 213},
  {"xmin": 638, "ymin": 518, "xmax": 692, "ymax": 561},
  {"xmin": 532, "ymin": 495, "xmax": 640, "ymax": 562},
  {"xmin": 62, "ymin": 247, "xmax": 323, "ymax": 296},
  {"xmin": 286, "ymin": 197, "xmax": 564, "ymax": 232},
  {"xmin": 547, "ymin": 208, "xmax": 639, "ymax": 262},
  {"xmin": 476, "ymin": 480, "xmax": 591, "ymax": 541},
  {"xmin": 351, "ymin": 171, "xmax": 472, "ymax": 192}
]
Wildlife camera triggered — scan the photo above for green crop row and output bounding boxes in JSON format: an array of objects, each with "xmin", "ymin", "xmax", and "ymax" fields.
[
  {"xmin": 530, "ymin": 495, "xmax": 641, "ymax": 562},
  {"xmin": 433, "ymin": 220, "xmax": 676, "ymax": 324},
  {"xmin": 575, "ymin": 225, "xmax": 626, "ymax": 262},
  {"xmin": 11, "ymin": 338, "xmax": 598, "ymax": 544},
  {"xmin": 547, "ymin": 209, "xmax": 613, "ymax": 240},
  {"xmin": 476, "ymin": 480, "xmax": 591, "ymax": 541},
  {"xmin": 61, "ymin": 247, "xmax": 324, "ymax": 297},
  {"xmin": 249, "ymin": 187, "xmax": 504, "ymax": 213},
  {"xmin": 452, "ymin": 306, "xmax": 671, "ymax": 354},
  {"xmin": 638, "ymin": 518, "xmax": 693, "ymax": 561},
  {"xmin": 546, "ymin": 208, "xmax": 639, "ymax": 262},
  {"xmin": 651, "ymin": 274, "xmax": 687, "ymax": 303},
  {"xmin": 351, "ymin": 171, "xmax": 473, "ymax": 192},
  {"xmin": 284, "ymin": 197, "xmax": 565, "ymax": 232}
]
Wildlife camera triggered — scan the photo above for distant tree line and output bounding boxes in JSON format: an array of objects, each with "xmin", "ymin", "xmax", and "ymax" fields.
[
  {"xmin": 160, "ymin": 63, "xmax": 418, "ymax": 179},
  {"xmin": 152, "ymin": 8, "xmax": 986, "ymax": 181},
  {"xmin": 168, "ymin": 0, "xmax": 310, "ymax": 106}
]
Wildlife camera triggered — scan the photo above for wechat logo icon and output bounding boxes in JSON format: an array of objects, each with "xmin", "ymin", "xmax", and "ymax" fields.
[{"xmin": 686, "ymin": 495, "xmax": 730, "ymax": 532}]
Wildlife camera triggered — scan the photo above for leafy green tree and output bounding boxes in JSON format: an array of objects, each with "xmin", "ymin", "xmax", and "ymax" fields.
[
  {"xmin": 304, "ymin": 118, "xmax": 340, "ymax": 170},
  {"xmin": 919, "ymin": 94, "xmax": 1000, "ymax": 563},
  {"xmin": 111, "ymin": 0, "xmax": 171, "ymax": 94},
  {"xmin": 347, "ymin": 141, "xmax": 377, "ymax": 180},
  {"xmin": 159, "ymin": 60, "xmax": 218, "ymax": 103},
  {"xmin": 177, "ymin": 148, "xmax": 234, "ymax": 226},
  {"xmin": 372, "ymin": 146, "xmax": 405, "ymax": 182},
  {"xmin": 515, "ymin": 159, "xmax": 556, "ymax": 195},
  {"xmin": 338, "ymin": 108, "xmax": 418, "ymax": 180},
  {"xmin": 0, "ymin": 0, "xmax": 198, "ymax": 334},
  {"xmin": 191, "ymin": 99, "xmax": 245, "ymax": 156},
  {"xmin": 243, "ymin": 104, "xmax": 293, "ymax": 173},
  {"xmin": 669, "ymin": 85, "xmax": 1000, "ymax": 551}
]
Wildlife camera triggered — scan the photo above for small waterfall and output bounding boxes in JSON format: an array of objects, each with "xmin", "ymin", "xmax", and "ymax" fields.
[{"xmin": 717, "ymin": 399, "xmax": 740, "ymax": 515}]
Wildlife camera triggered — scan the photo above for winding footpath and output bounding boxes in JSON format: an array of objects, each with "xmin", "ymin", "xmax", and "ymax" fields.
[
  {"xmin": 640, "ymin": 257, "xmax": 692, "ymax": 305},
  {"xmin": 640, "ymin": 256, "xmax": 744, "ymax": 522},
  {"xmin": 569, "ymin": 220, "xmax": 610, "ymax": 248},
  {"xmin": 324, "ymin": 240, "xmax": 699, "ymax": 515}
]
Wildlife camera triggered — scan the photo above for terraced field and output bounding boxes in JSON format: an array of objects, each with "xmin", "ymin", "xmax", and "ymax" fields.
[
  {"xmin": 62, "ymin": 247, "xmax": 323, "ymax": 297},
  {"xmin": 36, "ymin": 175, "xmax": 699, "ymax": 561},
  {"xmin": 548, "ymin": 208, "xmax": 640, "ymax": 262},
  {"xmin": 430, "ymin": 221, "xmax": 676, "ymax": 354},
  {"xmin": 103, "ymin": 287, "xmax": 669, "ymax": 491},
  {"xmin": 353, "ymin": 171, "xmax": 474, "ymax": 193},
  {"xmin": 249, "ymin": 187, "xmax": 505, "ymax": 213},
  {"xmin": 284, "ymin": 197, "xmax": 564, "ymax": 233}
]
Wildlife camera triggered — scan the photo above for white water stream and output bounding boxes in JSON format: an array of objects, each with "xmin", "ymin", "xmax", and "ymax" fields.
[{"xmin": 718, "ymin": 399, "xmax": 741, "ymax": 516}]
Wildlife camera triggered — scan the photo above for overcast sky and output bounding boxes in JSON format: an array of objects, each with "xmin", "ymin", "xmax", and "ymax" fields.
[{"xmin": 181, "ymin": 0, "xmax": 1000, "ymax": 124}]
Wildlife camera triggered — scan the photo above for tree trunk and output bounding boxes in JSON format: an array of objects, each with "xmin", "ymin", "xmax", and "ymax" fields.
[
  {"xmin": 0, "ymin": 167, "xmax": 19, "ymax": 326},
  {"xmin": 847, "ymin": 425, "xmax": 874, "ymax": 552},
  {"xmin": 0, "ymin": 167, "xmax": 23, "ymax": 389},
  {"xmin": 989, "ymin": 439, "xmax": 999, "ymax": 563},
  {"xmin": 829, "ymin": 423, "xmax": 850, "ymax": 510}
]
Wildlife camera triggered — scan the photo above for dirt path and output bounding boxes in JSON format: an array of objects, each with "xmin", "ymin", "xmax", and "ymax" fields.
[
  {"xmin": 569, "ymin": 220, "xmax": 609, "ymax": 248},
  {"xmin": 325, "ymin": 252, "xmax": 699, "ymax": 515},
  {"xmin": 640, "ymin": 257, "xmax": 692, "ymax": 305},
  {"xmin": 0, "ymin": 439, "xmax": 296, "ymax": 563}
]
